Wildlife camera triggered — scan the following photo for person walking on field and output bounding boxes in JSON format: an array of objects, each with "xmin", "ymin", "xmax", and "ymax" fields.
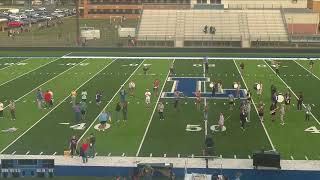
[
  {"xmin": 115, "ymin": 102, "xmax": 121, "ymax": 122},
  {"xmin": 44, "ymin": 90, "xmax": 52, "ymax": 109},
  {"xmin": 69, "ymin": 135, "xmax": 78, "ymax": 158},
  {"xmin": 36, "ymin": 89, "xmax": 44, "ymax": 109},
  {"xmin": 157, "ymin": 102, "xmax": 164, "ymax": 120},
  {"xmin": 122, "ymin": 101, "xmax": 128, "ymax": 122},
  {"xmin": 279, "ymin": 104, "xmax": 285, "ymax": 126},
  {"xmin": 95, "ymin": 91, "xmax": 102, "ymax": 106},
  {"xmin": 128, "ymin": 80, "xmax": 136, "ymax": 97},
  {"xmin": 305, "ymin": 104, "xmax": 311, "ymax": 121},
  {"xmin": 81, "ymin": 90, "xmax": 88, "ymax": 102},
  {"xmin": 0, "ymin": 100, "xmax": 4, "ymax": 118},
  {"xmin": 71, "ymin": 90, "xmax": 77, "ymax": 106},
  {"xmin": 8, "ymin": 100, "xmax": 16, "ymax": 120}
]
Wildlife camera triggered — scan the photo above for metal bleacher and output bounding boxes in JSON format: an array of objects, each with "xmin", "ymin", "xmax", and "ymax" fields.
[{"xmin": 137, "ymin": 9, "xmax": 289, "ymax": 47}]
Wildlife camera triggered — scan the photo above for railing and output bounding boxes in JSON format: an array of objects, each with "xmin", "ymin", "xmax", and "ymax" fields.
[{"xmin": 280, "ymin": 6, "xmax": 290, "ymax": 41}]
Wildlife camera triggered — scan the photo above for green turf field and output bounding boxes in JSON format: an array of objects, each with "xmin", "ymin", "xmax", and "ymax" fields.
[{"xmin": 0, "ymin": 56, "xmax": 320, "ymax": 160}]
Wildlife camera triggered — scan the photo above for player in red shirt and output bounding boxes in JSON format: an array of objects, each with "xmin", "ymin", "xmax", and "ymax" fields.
[
  {"xmin": 153, "ymin": 79, "xmax": 160, "ymax": 96},
  {"xmin": 44, "ymin": 90, "xmax": 52, "ymax": 109}
]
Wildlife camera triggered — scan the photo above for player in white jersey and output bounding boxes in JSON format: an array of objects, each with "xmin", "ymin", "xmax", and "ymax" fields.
[{"xmin": 145, "ymin": 89, "xmax": 151, "ymax": 107}]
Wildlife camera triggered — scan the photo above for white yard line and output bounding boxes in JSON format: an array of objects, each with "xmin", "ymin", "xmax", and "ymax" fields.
[
  {"xmin": 264, "ymin": 60, "xmax": 320, "ymax": 126},
  {"xmin": 78, "ymin": 59, "xmax": 147, "ymax": 146},
  {"xmin": 294, "ymin": 60, "xmax": 320, "ymax": 81},
  {"xmin": 0, "ymin": 59, "xmax": 116, "ymax": 154},
  {"xmin": 3, "ymin": 58, "xmax": 89, "ymax": 110},
  {"xmin": 0, "ymin": 57, "xmax": 61, "ymax": 88},
  {"xmin": 0, "ymin": 57, "xmax": 33, "ymax": 71},
  {"xmin": 203, "ymin": 61, "xmax": 208, "ymax": 137},
  {"xmin": 136, "ymin": 59, "xmax": 175, "ymax": 157},
  {"xmin": 233, "ymin": 59, "xmax": 276, "ymax": 151}
]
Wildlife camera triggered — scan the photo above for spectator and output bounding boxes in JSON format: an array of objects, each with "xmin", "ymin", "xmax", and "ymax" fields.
[
  {"xmin": 69, "ymin": 135, "xmax": 77, "ymax": 158},
  {"xmin": 203, "ymin": 25, "xmax": 208, "ymax": 33},
  {"xmin": 8, "ymin": 100, "xmax": 16, "ymax": 120}
]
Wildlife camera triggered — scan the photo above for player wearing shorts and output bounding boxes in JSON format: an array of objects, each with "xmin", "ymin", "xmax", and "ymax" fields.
[
  {"xmin": 96, "ymin": 91, "xmax": 102, "ymax": 105},
  {"xmin": 128, "ymin": 80, "xmax": 136, "ymax": 97},
  {"xmin": 145, "ymin": 89, "xmax": 151, "ymax": 107},
  {"xmin": 257, "ymin": 81, "xmax": 263, "ymax": 99},
  {"xmin": 153, "ymin": 79, "xmax": 160, "ymax": 96},
  {"xmin": 228, "ymin": 94, "xmax": 235, "ymax": 110},
  {"xmin": 195, "ymin": 90, "xmax": 201, "ymax": 110},
  {"xmin": 218, "ymin": 112, "xmax": 225, "ymax": 131}
]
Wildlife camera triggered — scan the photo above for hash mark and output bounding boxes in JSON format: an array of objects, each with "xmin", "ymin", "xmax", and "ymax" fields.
[
  {"xmin": 12, "ymin": 151, "xmax": 16, "ymax": 155},
  {"xmin": 39, "ymin": 152, "xmax": 43, "ymax": 155},
  {"xmin": 26, "ymin": 151, "xmax": 30, "ymax": 155},
  {"xmin": 108, "ymin": 153, "xmax": 111, "ymax": 156},
  {"xmin": 150, "ymin": 153, "xmax": 152, "ymax": 157}
]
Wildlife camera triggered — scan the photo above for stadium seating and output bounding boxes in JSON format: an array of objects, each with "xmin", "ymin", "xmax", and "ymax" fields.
[{"xmin": 137, "ymin": 9, "xmax": 288, "ymax": 47}]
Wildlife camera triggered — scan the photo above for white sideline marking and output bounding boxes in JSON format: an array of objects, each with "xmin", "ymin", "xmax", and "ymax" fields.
[
  {"xmin": 0, "ymin": 57, "xmax": 60, "ymax": 88},
  {"xmin": 12, "ymin": 151, "xmax": 16, "ymax": 155},
  {"xmin": 135, "ymin": 60, "xmax": 174, "ymax": 156},
  {"xmin": 39, "ymin": 152, "xmax": 43, "ymax": 155},
  {"xmin": 294, "ymin": 60, "xmax": 320, "ymax": 81},
  {"xmin": 53, "ymin": 152, "xmax": 57, "ymax": 155},
  {"xmin": 0, "ymin": 59, "xmax": 116, "ymax": 154},
  {"xmin": 0, "ymin": 57, "xmax": 32, "ymax": 71},
  {"xmin": 78, "ymin": 59, "xmax": 146, "ymax": 148},
  {"xmin": 233, "ymin": 60, "xmax": 276, "ymax": 151},
  {"xmin": 26, "ymin": 151, "xmax": 30, "ymax": 155},
  {"xmin": 264, "ymin": 60, "xmax": 320, "ymax": 126},
  {"xmin": 3, "ymin": 58, "xmax": 89, "ymax": 110}
]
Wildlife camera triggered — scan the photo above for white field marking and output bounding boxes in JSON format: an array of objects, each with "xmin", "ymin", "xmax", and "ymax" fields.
[
  {"xmin": 61, "ymin": 52, "xmax": 73, "ymax": 58},
  {"xmin": 39, "ymin": 152, "xmax": 43, "ymax": 155},
  {"xmin": 234, "ymin": 155, "xmax": 237, "ymax": 159},
  {"xmin": 108, "ymin": 153, "xmax": 111, "ymax": 156},
  {"xmin": 95, "ymin": 153, "xmax": 98, "ymax": 156},
  {"xmin": 178, "ymin": 154, "xmax": 181, "ymax": 158},
  {"xmin": 26, "ymin": 151, "xmax": 30, "ymax": 155},
  {"xmin": 233, "ymin": 60, "xmax": 276, "ymax": 151},
  {"xmin": 312, "ymin": 104, "xmax": 315, "ymax": 107},
  {"xmin": 164, "ymin": 154, "xmax": 167, "ymax": 157},
  {"xmin": 0, "ymin": 57, "xmax": 61, "ymax": 88},
  {"xmin": 248, "ymin": 155, "xmax": 251, "ymax": 159},
  {"xmin": 11, "ymin": 151, "xmax": 16, "ymax": 155},
  {"xmin": 136, "ymin": 59, "xmax": 175, "ymax": 156},
  {"xmin": 53, "ymin": 152, "xmax": 57, "ymax": 155},
  {"xmin": 171, "ymin": 80, "xmax": 177, "ymax": 93},
  {"xmin": 191, "ymin": 154, "xmax": 194, "ymax": 158},
  {"xmin": 203, "ymin": 62, "xmax": 208, "ymax": 138},
  {"xmin": 294, "ymin": 60, "xmax": 320, "ymax": 81},
  {"xmin": 220, "ymin": 155, "xmax": 222, "ymax": 158},
  {"xmin": 291, "ymin": 156, "xmax": 294, "ymax": 160},
  {"xmin": 0, "ymin": 59, "xmax": 116, "ymax": 154},
  {"xmin": 305, "ymin": 156, "xmax": 309, "ymax": 160},
  {"xmin": 264, "ymin": 60, "xmax": 320, "ymax": 126},
  {"xmin": 3, "ymin": 59, "xmax": 89, "ymax": 110},
  {"xmin": 0, "ymin": 57, "xmax": 33, "ymax": 71},
  {"xmin": 78, "ymin": 59, "xmax": 146, "ymax": 147},
  {"xmin": 121, "ymin": 153, "xmax": 125, "ymax": 157},
  {"xmin": 150, "ymin": 153, "xmax": 152, "ymax": 157}
]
